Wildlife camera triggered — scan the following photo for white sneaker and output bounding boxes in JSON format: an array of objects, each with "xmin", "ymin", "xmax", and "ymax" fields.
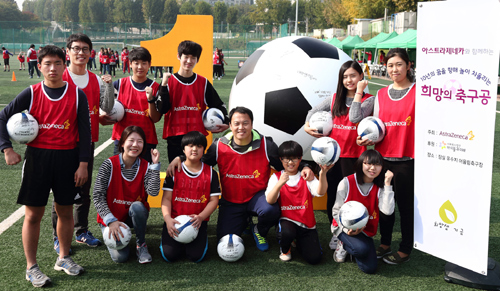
[
  {"xmin": 329, "ymin": 235, "xmax": 338, "ymax": 250},
  {"xmin": 279, "ymin": 248, "xmax": 292, "ymax": 262},
  {"xmin": 333, "ymin": 241, "xmax": 347, "ymax": 263},
  {"xmin": 54, "ymin": 256, "xmax": 84, "ymax": 275},
  {"xmin": 26, "ymin": 264, "xmax": 51, "ymax": 287}
]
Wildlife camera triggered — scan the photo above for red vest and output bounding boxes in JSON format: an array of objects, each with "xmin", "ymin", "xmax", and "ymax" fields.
[
  {"xmin": 91, "ymin": 49, "xmax": 96, "ymax": 58},
  {"xmin": 343, "ymin": 174, "xmax": 380, "ymax": 237},
  {"xmin": 121, "ymin": 51, "xmax": 129, "ymax": 62},
  {"xmin": 213, "ymin": 53, "xmax": 220, "ymax": 65},
  {"xmin": 102, "ymin": 54, "xmax": 109, "ymax": 64},
  {"xmin": 18, "ymin": 55, "xmax": 25, "ymax": 62},
  {"xmin": 28, "ymin": 82, "xmax": 79, "ymax": 150},
  {"xmin": 376, "ymin": 85, "xmax": 415, "ymax": 158},
  {"xmin": 63, "ymin": 68, "xmax": 100, "ymax": 142},
  {"xmin": 110, "ymin": 55, "xmax": 116, "ymax": 63},
  {"xmin": 28, "ymin": 48, "xmax": 37, "ymax": 61},
  {"xmin": 216, "ymin": 138, "xmax": 271, "ymax": 203},
  {"xmin": 276, "ymin": 172, "xmax": 316, "ymax": 228},
  {"xmin": 329, "ymin": 93, "xmax": 372, "ymax": 158},
  {"xmin": 162, "ymin": 74, "xmax": 208, "ymax": 139},
  {"xmin": 112, "ymin": 77, "xmax": 159, "ymax": 144},
  {"xmin": 171, "ymin": 163, "xmax": 213, "ymax": 221},
  {"xmin": 3, "ymin": 51, "xmax": 9, "ymax": 59},
  {"xmin": 96, "ymin": 155, "xmax": 150, "ymax": 226}
]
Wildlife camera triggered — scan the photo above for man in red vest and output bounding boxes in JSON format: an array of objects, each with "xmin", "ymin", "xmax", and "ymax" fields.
[
  {"xmin": 50, "ymin": 33, "xmax": 115, "ymax": 254},
  {"xmin": 168, "ymin": 107, "xmax": 314, "ymax": 252},
  {"xmin": 0, "ymin": 45, "xmax": 90, "ymax": 287}
]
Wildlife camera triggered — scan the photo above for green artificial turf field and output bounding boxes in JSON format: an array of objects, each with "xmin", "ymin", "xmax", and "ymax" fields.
[{"xmin": 0, "ymin": 56, "xmax": 498, "ymax": 290}]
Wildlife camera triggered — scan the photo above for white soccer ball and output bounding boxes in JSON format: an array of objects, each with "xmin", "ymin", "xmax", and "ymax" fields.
[
  {"xmin": 229, "ymin": 36, "xmax": 363, "ymax": 160},
  {"xmin": 103, "ymin": 223, "xmax": 132, "ymax": 250},
  {"xmin": 217, "ymin": 234, "xmax": 245, "ymax": 262},
  {"xmin": 310, "ymin": 137, "xmax": 341, "ymax": 166},
  {"xmin": 173, "ymin": 215, "xmax": 199, "ymax": 244},
  {"xmin": 339, "ymin": 201, "xmax": 369, "ymax": 230},
  {"xmin": 202, "ymin": 108, "xmax": 225, "ymax": 132},
  {"xmin": 99, "ymin": 100, "xmax": 125, "ymax": 122},
  {"xmin": 357, "ymin": 116, "xmax": 386, "ymax": 143},
  {"xmin": 309, "ymin": 111, "xmax": 333, "ymax": 136},
  {"xmin": 6, "ymin": 112, "xmax": 39, "ymax": 144}
]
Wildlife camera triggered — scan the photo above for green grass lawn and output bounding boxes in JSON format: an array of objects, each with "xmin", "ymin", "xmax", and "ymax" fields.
[{"xmin": 0, "ymin": 57, "xmax": 497, "ymax": 290}]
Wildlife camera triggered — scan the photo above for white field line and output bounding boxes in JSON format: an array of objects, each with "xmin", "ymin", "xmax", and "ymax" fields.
[{"xmin": 0, "ymin": 138, "xmax": 113, "ymax": 236}]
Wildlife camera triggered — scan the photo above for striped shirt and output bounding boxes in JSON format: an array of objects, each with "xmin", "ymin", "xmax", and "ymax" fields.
[{"xmin": 93, "ymin": 154, "xmax": 161, "ymax": 225}]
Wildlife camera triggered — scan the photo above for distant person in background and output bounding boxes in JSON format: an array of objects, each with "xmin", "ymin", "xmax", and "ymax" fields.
[
  {"xmin": 18, "ymin": 52, "xmax": 26, "ymax": 70},
  {"xmin": 365, "ymin": 51, "xmax": 372, "ymax": 65},
  {"xmin": 379, "ymin": 51, "xmax": 386, "ymax": 65},
  {"xmin": 102, "ymin": 49, "xmax": 110, "ymax": 75},
  {"xmin": 213, "ymin": 49, "xmax": 222, "ymax": 80},
  {"xmin": 115, "ymin": 51, "xmax": 120, "ymax": 69},
  {"xmin": 88, "ymin": 48, "xmax": 95, "ymax": 71},
  {"xmin": 2, "ymin": 47, "xmax": 13, "ymax": 72},
  {"xmin": 122, "ymin": 47, "xmax": 130, "ymax": 74},
  {"xmin": 109, "ymin": 50, "xmax": 117, "ymax": 77},
  {"xmin": 27, "ymin": 44, "xmax": 40, "ymax": 78},
  {"xmin": 99, "ymin": 47, "xmax": 104, "ymax": 74},
  {"xmin": 219, "ymin": 49, "xmax": 227, "ymax": 76}
]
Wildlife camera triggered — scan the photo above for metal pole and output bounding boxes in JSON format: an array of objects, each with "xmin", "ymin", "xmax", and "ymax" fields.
[{"xmin": 294, "ymin": 0, "xmax": 298, "ymax": 35}]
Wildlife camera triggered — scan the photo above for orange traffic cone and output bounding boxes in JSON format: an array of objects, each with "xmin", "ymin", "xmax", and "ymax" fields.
[{"xmin": 11, "ymin": 71, "xmax": 17, "ymax": 82}]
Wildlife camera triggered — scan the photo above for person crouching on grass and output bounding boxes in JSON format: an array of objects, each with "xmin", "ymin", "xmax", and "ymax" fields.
[
  {"xmin": 93, "ymin": 126, "xmax": 161, "ymax": 264},
  {"xmin": 160, "ymin": 131, "xmax": 220, "ymax": 262},
  {"xmin": 266, "ymin": 141, "xmax": 333, "ymax": 264},
  {"xmin": 331, "ymin": 149, "xmax": 394, "ymax": 274}
]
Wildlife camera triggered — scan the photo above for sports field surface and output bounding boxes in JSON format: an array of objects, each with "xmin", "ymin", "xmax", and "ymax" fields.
[{"xmin": 0, "ymin": 57, "xmax": 499, "ymax": 290}]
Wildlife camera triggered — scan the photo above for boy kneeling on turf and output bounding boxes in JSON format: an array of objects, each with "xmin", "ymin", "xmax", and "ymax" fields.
[
  {"xmin": 266, "ymin": 141, "xmax": 332, "ymax": 264},
  {"xmin": 0, "ymin": 45, "xmax": 90, "ymax": 287},
  {"xmin": 160, "ymin": 131, "xmax": 220, "ymax": 262}
]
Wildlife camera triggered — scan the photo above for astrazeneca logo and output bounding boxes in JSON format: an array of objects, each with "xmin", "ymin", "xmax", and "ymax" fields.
[
  {"xmin": 125, "ymin": 108, "xmax": 147, "ymax": 116},
  {"xmin": 173, "ymin": 103, "xmax": 201, "ymax": 112},
  {"xmin": 112, "ymin": 198, "xmax": 134, "ymax": 206},
  {"xmin": 333, "ymin": 124, "xmax": 356, "ymax": 130},
  {"xmin": 384, "ymin": 116, "xmax": 412, "ymax": 127},
  {"xmin": 281, "ymin": 200, "xmax": 308, "ymax": 211},
  {"xmin": 225, "ymin": 170, "xmax": 260, "ymax": 179},
  {"xmin": 39, "ymin": 119, "xmax": 70, "ymax": 130},
  {"xmin": 90, "ymin": 105, "xmax": 98, "ymax": 115},
  {"xmin": 438, "ymin": 130, "xmax": 474, "ymax": 141}
]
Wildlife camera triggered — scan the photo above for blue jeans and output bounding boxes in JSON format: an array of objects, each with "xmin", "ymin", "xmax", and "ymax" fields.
[
  {"xmin": 100, "ymin": 201, "xmax": 149, "ymax": 263},
  {"xmin": 103, "ymin": 64, "xmax": 110, "ymax": 75},
  {"xmin": 216, "ymin": 190, "xmax": 280, "ymax": 240},
  {"xmin": 338, "ymin": 232, "xmax": 378, "ymax": 274}
]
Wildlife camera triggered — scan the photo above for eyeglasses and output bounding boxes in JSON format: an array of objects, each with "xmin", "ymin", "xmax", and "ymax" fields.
[
  {"xmin": 70, "ymin": 47, "xmax": 90, "ymax": 54},
  {"xmin": 282, "ymin": 158, "xmax": 300, "ymax": 164}
]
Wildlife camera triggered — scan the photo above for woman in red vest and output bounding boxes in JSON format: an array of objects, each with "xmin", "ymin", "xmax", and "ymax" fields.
[
  {"xmin": 355, "ymin": 48, "xmax": 415, "ymax": 265},
  {"xmin": 93, "ymin": 126, "xmax": 161, "ymax": 264},
  {"xmin": 304, "ymin": 60, "xmax": 373, "ymax": 249},
  {"xmin": 332, "ymin": 149, "xmax": 394, "ymax": 273}
]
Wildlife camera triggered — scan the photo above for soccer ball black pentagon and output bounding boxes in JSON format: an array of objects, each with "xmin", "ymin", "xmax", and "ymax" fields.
[{"xmin": 229, "ymin": 36, "xmax": 353, "ymax": 159}]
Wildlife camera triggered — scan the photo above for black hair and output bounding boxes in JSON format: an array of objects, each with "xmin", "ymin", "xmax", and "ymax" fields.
[
  {"xmin": 1, "ymin": 47, "xmax": 5, "ymax": 50},
  {"xmin": 331, "ymin": 60, "xmax": 364, "ymax": 118},
  {"xmin": 278, "ymin": 140, "xmax": 303, "ymax": 159},
  {"xmin": 129, "ymin": 47, "xmax": 151, "ymax": 63},
  {"xmin": 181, "ymin": 131, "xmax": 207, "ymax": 150},
  {"xmin": 385, "ymin": 48, "xmax": 413, "ymax": 82},
  {"xmin": 354, "ymin": 149, "xmax": 385, "ymax": 188},
  {"xmin": 38, "ymin": 45, "xmax": 65, "ymax": 63},
  {"xmin": 229, "ymin": 106, "xmax": 253, "ymax": 124},
  {"xmin": 30, "ymin": 44, "xmax": 35, "ymax": 48},
  {"xmin": 66, "ymin": 33, "xmax": 92, "ymax": 50},
  {"xmin": 178, "ymin": 40, "xmax": 202, "ymax": 60},
  {"xmin": 118, "ymin": 126, "xmax": 147, "ymax": 156}
]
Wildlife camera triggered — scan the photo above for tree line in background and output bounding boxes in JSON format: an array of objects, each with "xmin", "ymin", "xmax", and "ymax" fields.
[{"xmin": 0, "ymin": 0, "xmax": 432, "ymax": 33}]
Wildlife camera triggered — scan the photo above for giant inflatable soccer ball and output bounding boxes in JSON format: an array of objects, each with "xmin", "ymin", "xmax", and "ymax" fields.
[{"xmin": 229, "ymin": 36, "xmax": 355, "ymax": 160}]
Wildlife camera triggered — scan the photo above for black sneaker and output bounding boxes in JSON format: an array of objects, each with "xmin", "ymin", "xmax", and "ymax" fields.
[{"xmin": 376, "ymin": 246, "xmax": 391, "ymax": 259}]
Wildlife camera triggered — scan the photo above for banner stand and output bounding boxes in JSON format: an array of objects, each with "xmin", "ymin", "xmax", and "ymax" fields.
[{"xmin": 444, "ymin": 258, "xmax": 500, "ymax": 290}]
